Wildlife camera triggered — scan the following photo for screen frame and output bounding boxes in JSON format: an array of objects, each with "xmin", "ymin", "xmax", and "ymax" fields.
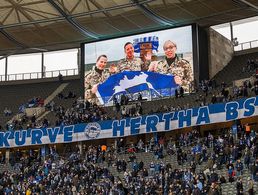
[{"xmin": 80, "ymin": 23, "xmax": 201, "ymax": 102}]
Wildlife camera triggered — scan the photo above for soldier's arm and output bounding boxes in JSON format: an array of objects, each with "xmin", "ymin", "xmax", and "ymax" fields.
[
  {"xmin": 84, "ymin": 74, "xmax": 92, "ymax": 90},
  {"xmin": 183, "ymin": 62, "xmax": 193, "ymax": 83},
  {"xmin": 155, "ymin": 61, "xmax": 166, "ymax": 74},
  {"xmin": 85, "ymin": 72, "xmax": 100, "ymax": 89},
  {"xmin": 141, "ymin": 55, "xmax": 151, "ymax": 71},
  {"xmin": 116, "ymin": 59, "xmax": 123, "ymax": 73},
  {"xmin": 148, "ymin": 61, "xmax": 158, "ymax": 72}
]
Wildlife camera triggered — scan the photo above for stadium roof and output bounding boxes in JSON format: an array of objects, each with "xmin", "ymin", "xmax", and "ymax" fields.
[{"xmin": 0, "ymin": 0, "xmax": 257, "ymax": 56}]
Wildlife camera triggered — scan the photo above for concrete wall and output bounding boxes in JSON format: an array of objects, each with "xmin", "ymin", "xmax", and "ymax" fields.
[{"xmin": 208, "ymin": 28, "xmax": 234, "ymax": 78}]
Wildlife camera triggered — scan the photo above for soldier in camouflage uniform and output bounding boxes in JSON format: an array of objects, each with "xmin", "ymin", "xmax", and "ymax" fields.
[
  {"xmin": 115, "ymin": 42, "xmax": 148, "ymax": 72},
  {"xmin": 155, "ymin": 40, "xmax": 193, "ymax": 92},
  {"xmin": 85, "ymin": 55, "xmax": 110, "ymax": 104}
]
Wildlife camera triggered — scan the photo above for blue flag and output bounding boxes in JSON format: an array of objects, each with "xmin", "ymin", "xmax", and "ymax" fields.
[{"xmin": 96, "ymin": 71, "xmax": 178, "ymax": 104}]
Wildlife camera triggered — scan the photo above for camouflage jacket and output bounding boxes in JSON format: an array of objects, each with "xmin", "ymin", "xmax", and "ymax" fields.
[
  {"xmin": 117, "ymin": 57, "xmax": 143, "ymax": 72},
  {"xmin": 156, "ymin": 56, "xmax": 193, "ymax": 92},
  {"xmin": 84, "ymin": 66, "xmax": 110, "ymax": 104}
]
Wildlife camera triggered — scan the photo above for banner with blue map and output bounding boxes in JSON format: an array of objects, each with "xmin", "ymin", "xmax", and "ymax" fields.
[{"xmin": 96, "ymin": 71, "xmax": 178, "ymax": 104}]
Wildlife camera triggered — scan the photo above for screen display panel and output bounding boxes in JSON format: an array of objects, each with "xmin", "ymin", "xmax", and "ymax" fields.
[{"xmin": 83, "ymin": 26, "xmax": 194, "ymax": 106}]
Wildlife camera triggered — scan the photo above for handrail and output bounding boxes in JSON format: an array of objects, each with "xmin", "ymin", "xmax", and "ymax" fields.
[
  {"xmin": 0, "ymin": 68, "xmax": 79, "ymax": 82},
  {"xmin": 234, "ymin": 39, "xmax": 258, "ymax": 51}
]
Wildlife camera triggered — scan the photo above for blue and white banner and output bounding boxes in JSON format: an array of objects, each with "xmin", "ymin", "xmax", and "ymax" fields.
[
  {"xmin": 1, "ymin": 96, "xmax": 258, "ymax": 148},
  {"xmin": 96, "ymin": 71, "xmax": 177, "ymax": 104}
]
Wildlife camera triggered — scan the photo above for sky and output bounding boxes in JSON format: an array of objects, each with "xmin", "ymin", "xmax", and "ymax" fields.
[
  {"xmin": 84, "ymin": 26, "xmax": 193, "ymax": 64},
  {"xmin": 0, "ymin": 16, "xmax": 258, "ymax": 78},
  {"xmin": 211, "ymin": 16, "xmax": 258, "ymax": 45},
  {"xmin": 0, "ymin": 49, "xmax": 79, "ymax": 79}
]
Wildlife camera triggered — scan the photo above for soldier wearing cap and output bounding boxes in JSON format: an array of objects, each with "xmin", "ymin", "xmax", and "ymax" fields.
[
  {"xmin": 115, "ymin": 42, "xmax": 147, "ymax": 72},
  {"xmin": 85, "ymin": 54, "xmax": 110, "ymax": 104},
  {"xmin": 150, "ymin": 40, "xmax": 193, "ymax": 92}
]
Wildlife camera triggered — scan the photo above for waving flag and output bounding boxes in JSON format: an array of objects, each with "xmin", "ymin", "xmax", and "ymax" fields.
[{"xmin": 96, "ymin": 71, "xmax": 178, "ymax": 104}]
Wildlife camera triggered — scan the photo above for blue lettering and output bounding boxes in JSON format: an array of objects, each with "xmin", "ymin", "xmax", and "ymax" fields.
[
  {"xmin": 244, "ymin": 97, "xmax": 255, "ymax": 117},
  {"xmin": 47, "ymin": 127, "xmax": 60, "ymax": 143},
  {"xmin": 14, "ymin": 130, "xmax": 27, "ymax": 146},
  {"xmin": 63, "ymin": 126, "xmax": 74, "ymax": 142},
  {"xmin": 162, "ymin": 112, "xmax": 174, "ymax": 130},
  {"xmin": 178, "ymin": 109, "xmax": 192, "ymax": 128},
  {"xmin": 31, "ymin": 129, "xmax": 43, "ymax": 144},
  {"xmin": 130, "ymin": 117, "xmax": 141, "ymax": 135},
  {"xmin": 226, "ymin": 102, "xmax": 239, "ymax": 120},
  {"xmin": 255, "ymin": 96, "xmax": 258, "ymax": 106},
  {"xmin": 196, "ymin": 107, "xmax": 210, "ymax": 125},
  {"xmin": 0, "ymin": 132, "xmax": 10, "ymax": 147},
  {"xmin": 112, "ymin": 120, "xmax": 125, "ymax": 136},
  {"xmin": 146, "ymin": 115, "xmax": 159, "ymax": 132}
]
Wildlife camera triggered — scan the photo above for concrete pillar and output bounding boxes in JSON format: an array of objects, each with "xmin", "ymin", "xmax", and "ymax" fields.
[
  {"xmin": 5, "ymin": 149, "xmax": 10, "ymax": 164},
  {"xmin": 78, "ymin": 142, "xmax": 83, "ymax": 154},
  {"xmin": 230, "ymin": 22, "xmax": 234, "ymax": 42}
]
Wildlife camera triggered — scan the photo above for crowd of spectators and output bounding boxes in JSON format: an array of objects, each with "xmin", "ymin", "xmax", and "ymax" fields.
[
  {"xmin": 242, "ymin": 59, "xmax": 258, "ymax": 73},
  {"xmin": 18, "ymin": 97, "xmax": 45, "ymax": 113},
  {"xmin": 50, "ymin": 98, "xmax": 110, "ymax": 127},
  {"xmin": 3, "ymin": 108, "xmax": 12, "ymax": 117},
  {"xmin": 0, "ymin": 124, "xmax": 257, "ymax": 194}
]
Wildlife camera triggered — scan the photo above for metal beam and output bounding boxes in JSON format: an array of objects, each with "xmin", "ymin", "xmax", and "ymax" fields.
[
  {"xmin": 131, "ymin": 0, "xmax": 175, "ymax": 26},
  {"xmin": 238, "ymin": 0, "xmax": 258, "ymax": 11},
  {"xmin": 0, "ymin": 0, "xmax": 46, "ymax": 9},
  {"xmin": 70, "ymin": 0, "xmax": 83, "ymax": 14},
  {"xmin": 0, "ymin": 28, "xmax": 27, "ymax": 48},
  {"xmin": 89, "ymin": 0, "xmax": 112, "ymax": 17},
  {"xmin": 0, "ymin": 0, "xmax": 154, "ymax": 29},
  {"xmin": 173, "ymin": 1, "xmax": 198, "ymax": 18},
  {"xmin": 47, "ymin": 0, "xmax": 99, "ymax": 39},
  {"xmin": 7, "ymin": 0, "xmax": 41, "ymax": 28}
]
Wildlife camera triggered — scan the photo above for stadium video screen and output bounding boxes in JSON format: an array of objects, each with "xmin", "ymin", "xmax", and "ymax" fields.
[{"xmin": 83, "ymin": 26, "xmax": 194, "ymax": 106}]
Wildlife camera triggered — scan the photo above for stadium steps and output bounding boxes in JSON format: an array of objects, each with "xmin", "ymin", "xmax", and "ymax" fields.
[
  {"xmin": 0, "ymin": 81, "xmax": 62, "ymax": 128},
  {"xmin": 212, "ymin": 52, "xmax": 258, "ymax": 86},
  {"xmin": 42, "ymin": 79, "xmax": 81, "ymax": 126},
  {"xmin": 36, "ymin": 83, "xmax": 69, "ymax": 122},
  {"xmin": 43, "ymin": 83, "xmax": 69, "ymax": 105}
]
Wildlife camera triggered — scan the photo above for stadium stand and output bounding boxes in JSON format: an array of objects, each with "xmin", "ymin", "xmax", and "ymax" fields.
[
  {"xmin": 1, "ymin": 1, "xmax": 258, "ymax": 194},
  {"xmin": 213, "ymin": 53, "xmax": 258, "ymax": 86},
  {"xmin": 0, "ymin": 126, "xmax": 257, "ymax": 194},
  {"xmin": 39, "ymin": 79, "xmax": 82, "ymax": 126},
  {"xmin": 0, "ymin": 81, "xmax": 62, "ymax": 129}
]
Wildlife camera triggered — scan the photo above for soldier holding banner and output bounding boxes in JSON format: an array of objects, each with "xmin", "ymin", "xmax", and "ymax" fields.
[
  {"xmin": 85, "ymin": 54, "xmax": 110, "ymax": 104},
  {"xmin": 150, "ymin": 40, "xmax": 193, "ymax": 92}
]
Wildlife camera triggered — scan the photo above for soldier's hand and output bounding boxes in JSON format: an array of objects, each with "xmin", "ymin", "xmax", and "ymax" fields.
[
  {"xmin": 145, "ymin": 52, "xmax": 152, "ymax": 61},
  {"xmin": 148, "ymin": 62, "xmax": 158, "ymax": 72},
  {"xmin": 91, "ymin": 84, "xmax": 99, "ymax": 94},
  {"xmin": 109, "ymin": 64, "xmax": 117, "ymax": 73},
  {"xmin": 174, "ymin": 76, "xmax": 182, "ymax": 85}
]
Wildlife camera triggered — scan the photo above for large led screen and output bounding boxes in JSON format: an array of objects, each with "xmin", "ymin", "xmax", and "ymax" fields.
[{"xmin": 83, "ymin": 26, "xmax": 194, "ymax": 106}]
